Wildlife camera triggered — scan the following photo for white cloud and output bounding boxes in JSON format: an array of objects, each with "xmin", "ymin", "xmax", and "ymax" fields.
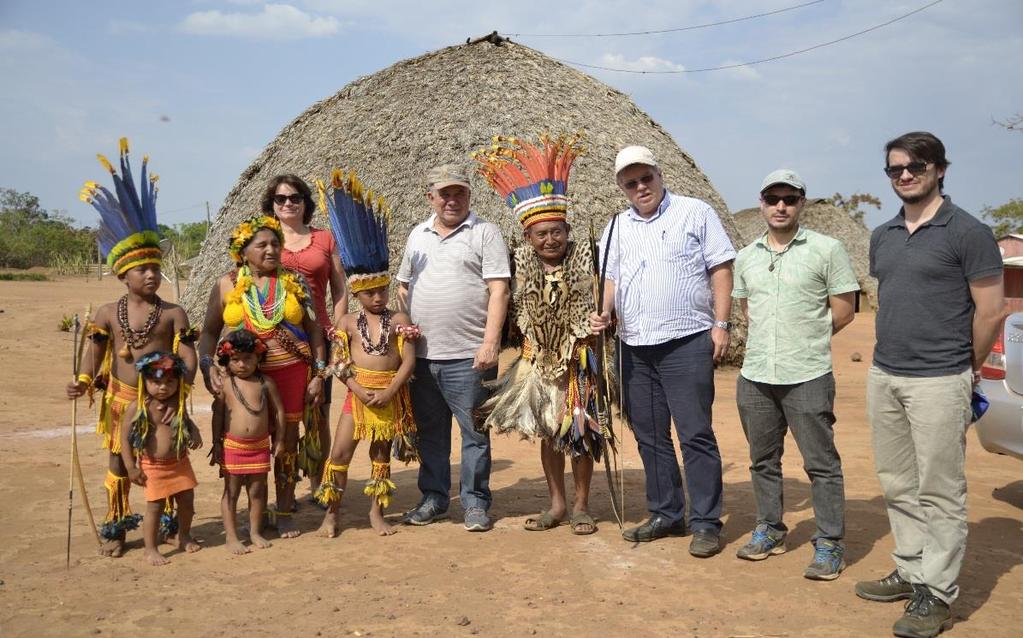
[
  {"xmin": 717, "ymin": 60, "xmax": 761, "ymax": 81},
  {"xmin": 179, "ymin": 3, "xmax": 339, "ymax": 40},
  {"xmin": 599, "ymin": 53, "xmax": 684, "ymax": 73}
]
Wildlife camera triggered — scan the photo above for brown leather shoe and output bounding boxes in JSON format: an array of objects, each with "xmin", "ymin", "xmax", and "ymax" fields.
[{"xmin": 689, "ymin": 530, "xmax": 722, "ymax": 557}]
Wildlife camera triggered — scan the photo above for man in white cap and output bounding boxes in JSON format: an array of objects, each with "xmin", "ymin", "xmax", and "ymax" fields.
[
  {"xmin": 397, "ymin": 164, "xmax": 511, "ymax": 532},
  {"xmin": 590, "ymin": 145, "xmax": 735, "ymax": 557},
  {"xmin": 732, "ymin": 169, "xmax": 859, "ymax": 580}
]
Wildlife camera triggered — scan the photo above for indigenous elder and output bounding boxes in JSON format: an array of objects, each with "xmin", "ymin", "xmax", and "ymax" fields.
[
  {"xmin": 199, "ymin": 215, "xmax": 326, "ymax": 539},
  {"xmin": 856, "ymin": 132, "xmax": 1004, "ymax": 638},
  {"xmin": 263, "ymin": 174, "xmax": 347, "ymax": 497},
  {"xmin": 397, "ymin": 164, "xmax": 510, "ymax": 532},
  {"xmin": 732, "ymin": 169, "xmax": 858, "ymax": 580},
  {"xmin": 590, "ymin": 145, "xmax": 734, "ymax": 557},
  {"xmin": 473, "ymin": 134, "xmax": 603, "ymax": 535},
  {"xmin": 68, "ymin": 138, "xmax": 197, "ymax": 558}
]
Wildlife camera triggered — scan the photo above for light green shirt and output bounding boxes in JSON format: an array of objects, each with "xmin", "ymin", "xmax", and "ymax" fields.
[{"xmin": 733, "ymin": 227, "xmax": 859, "ymax": 385}]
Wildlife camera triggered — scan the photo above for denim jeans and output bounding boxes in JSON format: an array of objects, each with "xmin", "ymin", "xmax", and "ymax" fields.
[
  {"xmin": 736, "ymin": 372, "xmax": 845, "ymax": 542},
  {"xmin": 411, "ymin": 357, "xmax": 495, "ymax": 513},
  {"xmin": 620, "ymin": 331, "xmax": 723, "ymax": 532}
]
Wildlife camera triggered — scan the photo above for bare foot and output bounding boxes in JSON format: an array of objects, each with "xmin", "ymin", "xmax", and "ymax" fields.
[
  {"xmin": 144, "ymin": 548, "xmax": 169, "ymax": 566},
  {"xmin": 226, "ymin": 540, "xmax": 250, "ymax": 555},
  {"xmin": 318, "ymin": 509, "xmax": 341, "ymax": 538},
  {"xmin": 369, "ymin": 507, "xmax": 396, "ymax": 536},
  {"xmin": 277, "ymin": 516, "xmax": 301, "ymax": 539},
  {"xmin": 99, "ymin": 536, "xmax": 125, "ymax": 558},
  {"xmin": 250, "ymin": 532, "xmax": 273, "ymax": 549},
  {"xmin": 177, "ymin": 534, "xmax": 202, "ymax": 553}
]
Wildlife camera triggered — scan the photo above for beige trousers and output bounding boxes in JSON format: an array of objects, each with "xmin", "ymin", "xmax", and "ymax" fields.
[{"xmin": 866, "ymin": 366, "xmax": 972, "ymax": 604}]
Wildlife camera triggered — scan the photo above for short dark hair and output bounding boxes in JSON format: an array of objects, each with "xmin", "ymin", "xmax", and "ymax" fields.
[
  {"xmin": 261, "ymin": 174, "xmax": 316, "ymax": 225},
  {"xmin": 217, "ymin": 329, "xmax": 267, "ymax": 367},
  {"xmin": 885, "ymin": 131, "xmax": 950, "ymax": 190}
]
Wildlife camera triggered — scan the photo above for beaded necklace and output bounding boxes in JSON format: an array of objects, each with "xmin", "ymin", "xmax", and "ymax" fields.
[
  {"xmin": 358, "ymin": 308, "xmax": 391, "ymax": 356},
  {"xmin": 242, "ymin": 267, "xmax": 286, "ymax": 333},
  {"xmin": 117, "ymin": 294, "xmax": 162, "ymax": 359},
  {"xmin": 230, "ymin": 374, "xmax": 267, "ymax": 416}
]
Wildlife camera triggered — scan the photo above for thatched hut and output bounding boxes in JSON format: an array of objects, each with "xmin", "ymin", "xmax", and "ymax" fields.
[
  {"xmin": 732, "ymin": 199, "xmax": 878, "ymax": 310},
  {"xmin": 183, "ymin": 35, "xmax": 747, "ymax": 361}
]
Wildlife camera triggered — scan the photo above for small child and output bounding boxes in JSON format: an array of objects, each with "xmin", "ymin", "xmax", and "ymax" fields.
[
  {"xmin": 211, "ymin": 329, "xmax": 286, "ymax": 555},
  {"xmin": 120, "ymin": 352, "xmax": 203, "ymax": 566}
]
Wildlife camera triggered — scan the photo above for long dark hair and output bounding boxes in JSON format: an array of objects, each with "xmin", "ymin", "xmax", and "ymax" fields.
[{"xmin": 261, "ymin": 174, "xmax": 316, "ymax": 225}]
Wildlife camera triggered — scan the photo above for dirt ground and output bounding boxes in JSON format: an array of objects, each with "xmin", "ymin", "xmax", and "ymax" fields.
[{"xmin": 1, "ymin": 274, "xmax": 1021, "ymax": 638}]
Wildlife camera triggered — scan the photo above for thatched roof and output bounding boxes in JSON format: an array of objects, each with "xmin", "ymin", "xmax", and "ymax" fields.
[
  {"xmin": 183, "ymin": 35, "xmax": 748, "ymax": 362},
  {"xmin": 732, "ymin": 199, "xmax": 877, "ymax": 309}
]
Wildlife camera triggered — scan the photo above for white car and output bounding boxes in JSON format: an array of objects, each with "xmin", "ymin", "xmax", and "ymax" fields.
[{"xmin": 976, "ymin": 311, "xmax": 1023, "ymax": 460}]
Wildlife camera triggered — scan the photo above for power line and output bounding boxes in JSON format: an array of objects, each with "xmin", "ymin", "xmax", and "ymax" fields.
[
  {"xmin": 553, "ymin": 0, "xmax": 943, "ymax": 74},
  {"xmin": 504, "ymin": 0, "xmax": 826, "ymax": 38}
]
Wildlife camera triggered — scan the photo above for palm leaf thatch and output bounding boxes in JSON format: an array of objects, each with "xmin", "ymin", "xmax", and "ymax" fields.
[
  {"xmin": 732, "ymin": 199, "xmax": 878, "ymax": 310},
  {"xmin": 183, "ymin": 36, "xmax": 747, "ymax": 362}
]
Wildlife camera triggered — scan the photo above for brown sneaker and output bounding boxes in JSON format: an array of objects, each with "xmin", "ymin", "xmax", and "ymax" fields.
[
  {"xmin": 893, "ymin": 585, "xmax": 950, "ymax": 638},
  {"xmin": 855, "ymin": 569, "xmax": 914, "ymax": 602}
]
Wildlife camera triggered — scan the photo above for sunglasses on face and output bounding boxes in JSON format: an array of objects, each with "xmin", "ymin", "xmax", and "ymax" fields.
[
  {"xmin": 621, "ymin": 174, "xmax": 656, "ymax": 191},
  {"xmin": 883, "ymin": 162, "xmax": 930, "ymax": 179},
  {"xmin": 762, "ymin": 194, "xmax": 803, "ymax": 206},
  {"xmin": 273, "ymin": 194, "xmax": 304, "ymax": 206}
]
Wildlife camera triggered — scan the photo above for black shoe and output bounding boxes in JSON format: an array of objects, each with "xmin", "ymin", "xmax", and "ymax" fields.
[
  {"xmin": 622, "ymin": 515, "xmax": 687, "ymax": 542},
  {"xmin": 893, "ymin": 585, "xmax": 951, "ymax": 638},
  {"xmin": 688, "ymin": 530, "xmax": 722, "ymax": 558},
  {"xmin": 855, "ymin": 569, "xmax": 915, "ymax": 602}
]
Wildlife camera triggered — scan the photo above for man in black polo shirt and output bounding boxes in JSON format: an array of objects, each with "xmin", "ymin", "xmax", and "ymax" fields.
[{"xmin": 856, "ymin": 131, "xmax": 1005, "ymax": 638}]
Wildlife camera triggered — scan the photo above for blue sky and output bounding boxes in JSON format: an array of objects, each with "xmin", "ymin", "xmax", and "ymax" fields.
[{"xmin": 1, "ymin": 0, "xmax": 1021, "ymax": 231}]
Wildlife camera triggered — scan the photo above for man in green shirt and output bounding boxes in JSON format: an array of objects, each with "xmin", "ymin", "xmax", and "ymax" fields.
[{"xmin": 732, "ymin": 169, "xmax": 859, "ymax": 580}]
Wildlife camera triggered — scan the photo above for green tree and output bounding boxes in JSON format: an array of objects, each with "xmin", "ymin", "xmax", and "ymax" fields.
[
  {"xmin": 158, "ymin": 221, "xmax": 208, "ymax": 261},
  {"xmin": 0, "ymin": 187, "xmax": 95, "ymax": 268},
  {"xmin": 983, "ymin": 198, "xmax": 1023, "ymax": 238},
  {"xmin": 827, "ymin": 192, "xmax": 881, "ymax": 224}
]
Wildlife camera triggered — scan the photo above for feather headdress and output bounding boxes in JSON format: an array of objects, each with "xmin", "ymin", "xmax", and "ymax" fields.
[
  {"xmin": 79, "ymin": 137, "xmax": 162, "ymax": 275},
  {"xmin": 472, "ymin": 133, "xmax": 583, "ymax": 228},
  {"xmin": 317, "ymin": 169, "xmax": 391, "ymax": 294}
]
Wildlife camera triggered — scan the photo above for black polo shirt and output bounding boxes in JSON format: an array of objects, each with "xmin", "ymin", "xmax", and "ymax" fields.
[{"xmin": 869, "ymin": 196, "xmax": 1002, "ymax": 377}]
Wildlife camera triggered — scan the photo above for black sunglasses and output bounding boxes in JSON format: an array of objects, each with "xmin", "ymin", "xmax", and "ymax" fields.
[
  {"xmin": 273, "ymin": 193, "xmax": 304, "ymax": 205},
  {"xmin": 622, "ymin": 174, "xmax": 656, "ymax": 190},
  {"xmin": 883, "ymin": 162, "xmax": 930, "ymax": 179},
  {"xmin": 762, "ymin": 194, "xmax": 803, "ymax": 206}
]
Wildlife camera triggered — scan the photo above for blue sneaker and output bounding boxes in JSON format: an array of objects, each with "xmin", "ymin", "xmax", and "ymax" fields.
[
  {"xmin": 404, "ymin": 501, "xmax": 448, "ymax": 526},
  {"xmin": 736, "ymin": 524, "xmax": 786, "ymax": 561},
  {"xmin": 804, "ymin": 539, "xmax": 845, "ymax": 581},
  {"xmin": 463, "ymin": 507, "xmax": 492, "ymax": 532}
]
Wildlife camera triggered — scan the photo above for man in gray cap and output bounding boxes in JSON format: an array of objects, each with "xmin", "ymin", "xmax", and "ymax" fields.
[
  {"xmin": 590, "ymin": 145, "xmax": 735, "ymax": 557},
  {"xmin": 732, "ymin": 169, "xmax": 859, "ymax": 580},
  {"xmin": 397, "ymin": 164, "xmax": 511, "ymax": 532}
]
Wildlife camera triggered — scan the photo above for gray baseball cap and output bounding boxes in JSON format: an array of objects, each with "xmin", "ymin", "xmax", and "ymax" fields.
[
  {"xmin": 760, "ymin": 169, "xmax": 806, "ymax": 193},
  {"xmin": 427, "ymin": 164, "xmax": 471, "ymax": 190}
]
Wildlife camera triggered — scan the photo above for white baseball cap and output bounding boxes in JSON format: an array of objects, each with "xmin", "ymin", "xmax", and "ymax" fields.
[
  {"xmin": 614, "ymin": 145, "xmax": 659, "ymax": 175},
  {"xmin": 760, "ymin": 169, "xmax": 806, "ymax": 194}
]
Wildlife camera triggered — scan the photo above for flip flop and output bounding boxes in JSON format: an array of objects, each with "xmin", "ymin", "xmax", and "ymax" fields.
[
  {"xmin": 570, "ymin": 511, "xmax": 597, "ymax": 536},
  {"xmin": 524, "ymin": 510, "xmax": 562, "ymax": 531}
]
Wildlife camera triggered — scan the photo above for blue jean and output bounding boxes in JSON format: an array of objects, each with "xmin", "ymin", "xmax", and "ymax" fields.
[
  {"xmin": 736, "ymin": 372, "xmax": 845, "ymax": 542},
  {"xmin": 411, "ymin": 358, "xmax": 495, "ymax": 512},
  {"xmin": 620, "ymin": 331, "xmax": 723, "ymax": 532}
]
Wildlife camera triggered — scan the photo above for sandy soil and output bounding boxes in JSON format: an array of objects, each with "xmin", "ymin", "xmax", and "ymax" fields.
[{"xmin": 1, "ymin": 274, "xmax": 1021, "ymax": 638}]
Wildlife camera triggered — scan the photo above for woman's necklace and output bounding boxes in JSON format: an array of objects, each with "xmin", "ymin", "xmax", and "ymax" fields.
[
  {"xmin": 243, "ymin": 272, "xmax": 286, "ymax": 332},
  {"xmin": 230, "ymin": 374, "xmax": 267, "ymax": 416},
  {"xmin": 117, "ymin": 294, "xmax": 162, "ymax": 358},
  {"xmin": 358, "ymin": 308, "xmax": 391, "ymax": 356}
]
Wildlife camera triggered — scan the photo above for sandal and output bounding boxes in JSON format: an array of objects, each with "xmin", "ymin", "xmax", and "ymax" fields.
[
  {"xmin": 570, "ymin": 511, "xmax": 597, "ymax": 536},
  {"xmin": 524, "ymin": 510, "xmax": 562, "ymax": 531}
]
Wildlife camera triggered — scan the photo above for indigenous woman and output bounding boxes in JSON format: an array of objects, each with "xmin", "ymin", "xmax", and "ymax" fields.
[
  {"xmin": 199, "ymin": 215, "xmax": 326, "ymax": 538},
  {"xmin": 473, "ymin": 134, "xmax": 607, "ymax": 535},
  {"xmin": 262, "ymin": 175, "xmax": 347, "ymax": 497}
]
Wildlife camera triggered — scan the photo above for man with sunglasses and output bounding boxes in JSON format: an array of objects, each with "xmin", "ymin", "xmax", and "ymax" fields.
[
  {"xmin": 590, "ymin": 145, "xmax": 735, "ymax": 557},
  {"xmin": 732, "ymin": 169, "xmax": 858, "ymax": 581},
  {"xmin": 857, "ymin": 132, "xmax": 1004, "ymax": 638}
]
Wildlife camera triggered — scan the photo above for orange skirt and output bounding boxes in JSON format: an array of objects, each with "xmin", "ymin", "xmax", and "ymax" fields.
[{"xmin": 140, "ymin": 455, "xmax": 198, "ymax": 502}]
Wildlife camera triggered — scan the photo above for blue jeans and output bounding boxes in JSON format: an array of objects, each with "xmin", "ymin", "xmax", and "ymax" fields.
[
  {"xmin": 411, "ymin": 358, "xmax": 495, "ymax": 512},
  {"xmin": 736, "ymin": 372, "xmax": 845, "ymax": 542},
  {"xmin": 620, "ymin": 331, "xmax": 723, "ymax": 532}
]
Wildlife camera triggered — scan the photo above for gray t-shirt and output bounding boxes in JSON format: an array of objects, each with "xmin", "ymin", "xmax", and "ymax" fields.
[
  {"xmin": 869, "ymin": 197, "xmax": 1003, "ymax": 377},
  {"xmin": 397, "ymin": 211, "xmax": 511, "ymax": 360}
]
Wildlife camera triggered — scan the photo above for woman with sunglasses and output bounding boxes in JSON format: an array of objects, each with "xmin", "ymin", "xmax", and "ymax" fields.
[{"xmin": 261, "ymin": 175, "xmax": 348, "ymax": 503}]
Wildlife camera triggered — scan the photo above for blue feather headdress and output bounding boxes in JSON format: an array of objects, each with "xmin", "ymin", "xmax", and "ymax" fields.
[
  {"xmin": 317, "ymin": 169, "xmax": 390, "ymax": 293},
  {"xmin": 79, "ymin": 137, "xmax": 162, "ymax": 275}
]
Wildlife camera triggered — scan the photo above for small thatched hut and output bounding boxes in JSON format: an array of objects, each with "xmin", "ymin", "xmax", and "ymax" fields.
[
  {"xmin": 183, "ymin": 35, "xmax": 747, "ymax": 361},
  {"xmin": 732, "ymin": 199, "xmax": 878, "ymax": 310}
]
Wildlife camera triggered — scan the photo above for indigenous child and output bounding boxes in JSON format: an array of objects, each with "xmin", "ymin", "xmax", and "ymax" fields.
[
  {"xmin": 120, "ymin": 352, "xmax": 203, "ymax": 566},
  {"xmin": 473, "ymin": 134, "xmax": 607, "ymax": 535},
  {"xmin": 211, "ymin": 329, "xmax": 287, "ymax": 554},
  {"xmin": 67, "ymin": 138, "xmax": 197, "ymax": 558},
  {"xmin": 314, "ymin": 170, "xmax": 417, "ymax": 537}
]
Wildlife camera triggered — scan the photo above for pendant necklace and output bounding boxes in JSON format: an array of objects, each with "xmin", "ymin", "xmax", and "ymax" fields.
[{"xmin": 117, "ymin": 294, "xmax": 163, "ymax": 360}]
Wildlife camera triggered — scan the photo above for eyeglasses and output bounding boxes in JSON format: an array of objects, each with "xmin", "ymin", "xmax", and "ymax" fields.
[
  {"xmin": 273, "ymin": 194, "xmax": 304, "ymax": 206},
  {"xmin": 621, "ymin": 174, "xmax": 657, "ymax": 191},
  {"xmin": 762, "ymin": 194, "xmax": 803, "ymax": 206},
  {"xmin": 883, "ymin": 162, "xmax": 930, "ymax": 179}
]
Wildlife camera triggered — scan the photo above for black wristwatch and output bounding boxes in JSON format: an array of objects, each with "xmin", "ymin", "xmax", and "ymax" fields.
[{"xmin": 713, "ymin": 320, "xmax": 732, "ymax": 331}]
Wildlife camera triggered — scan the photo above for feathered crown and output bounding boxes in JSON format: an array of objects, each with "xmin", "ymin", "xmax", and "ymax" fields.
[
  {"xmin": 472, "ymin": 133, "xmax": 583, "ymax": 228},
  {"xmin": 79, "ymin": 137, "xmax": 162, "ymax": 275},
  {"xmin": 134, "ymin": 351, "xmax": 186, "ymax": 379},
  {"xmin": 317, "ymin": 169, "xmax": 391, "ymax": 294},
  {"xmin": 228, "ymin": 215, "xmax": 283, "ymax": 265}
]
